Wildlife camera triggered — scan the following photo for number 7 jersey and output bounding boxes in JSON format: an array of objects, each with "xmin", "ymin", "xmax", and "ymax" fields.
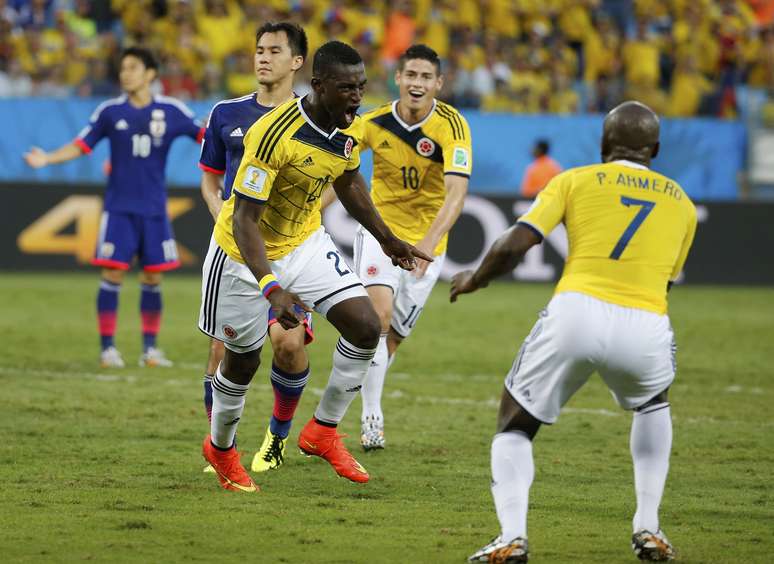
[
  {"xmin": 359, "ymin": 100, "xmax": 472, "ymax": 255},
  {"xmin": 518, "ymin": 160, "xmax": 697, "ymax": 314}
]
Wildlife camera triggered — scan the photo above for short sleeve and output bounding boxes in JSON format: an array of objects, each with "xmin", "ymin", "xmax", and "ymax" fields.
[
  {"xmin": 75, "ymin": 103, "xmax": 111, "ymax": 153},
  {"xmin": 441, "ymin": 111, "xmax": 473, "ymax": 177},
  {"xmin": 670, "ymin": 203, "xmax": 697, "ymax": 281},
  {"xmin": 517, "ymin": 171, "xmax": 571, "ymax": 238},
  {"xmin": 199, "ymin": 106, "xmax": 226, "ymax": 174},
  {"xmin": 232, "ymin": 120, "xmax": 284, "ymax": 203}
]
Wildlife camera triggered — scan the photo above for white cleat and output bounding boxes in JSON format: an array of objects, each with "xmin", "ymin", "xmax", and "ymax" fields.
[
  {"xmin": 100, "ymin": 346, "xmax": 125, "ymax": 368},
  {"xmin": 139, "ymin": 347, "xmax": 174, "ymax": 368},
  {"xmin": 468, "ymin": 535, "xmax": 529, "ymax": 563},
  {"xmin": 632, "ymin": 529, "xmax": 675, "ymax": 561},
  {"xmin": 360, "ymin": 415, "xmax": 385, "ymax": 451}
]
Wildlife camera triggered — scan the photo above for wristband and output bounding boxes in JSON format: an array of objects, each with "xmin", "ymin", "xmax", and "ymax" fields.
[{"xmin": 258, "ymin": 274, "xmax": 281, "ymax": 298}]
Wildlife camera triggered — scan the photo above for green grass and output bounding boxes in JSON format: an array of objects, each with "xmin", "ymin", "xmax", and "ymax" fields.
[{"xmin": 0, "ymin": 273, "xmax": 772, "ymax": 563}]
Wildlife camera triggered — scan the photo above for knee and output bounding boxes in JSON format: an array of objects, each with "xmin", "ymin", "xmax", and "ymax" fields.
[
  {"xmin": 272, "ymin": 334, "xmax": 306, "ymax": 370},
  {"xmin": 350, "ymin": 309, "xmax": 381, "ymax": 349},
  {"xmin": 102, "ymin": 268, "xmax": 124, "ymax": 284},
  {"xmin": 221, "ymin": 349, "xmax": 261, "ymax": 384},
  {"xmin": 140, "ymin": 271, "xmax": 162, "ymax": 285}
]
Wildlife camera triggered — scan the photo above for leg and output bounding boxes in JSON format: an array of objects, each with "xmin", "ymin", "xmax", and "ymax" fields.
[
  {"xmin": 296, "ymin": 295, "xmax": 379, "ymax": 483},
  {"xmin": 360, "ymin": 286, "xmax": 393, "ymax": 427},
  {"xmin": 317, "ymin": 295, "xmax": 380, "ymax": 424},
  {"xmin": 267, "ymin": 322, "xmax": 310, "ymax": 437},
  {"xmin": 631, "ymin": 389, "xmax": 672, "ymax": 532},
  {"xmin": 97, "ymin": 267, "xmax": 126, "ymax": 367},
  {"xmin": 203, "ymin": 337, "xmax": 225, "ymax": 422},
  {"xmin": 251, "ymin": 322, "xmax": 310, "ymax": 472},
  {"xmin": 630, "ymin": 389, "xmax": 676, "ymax": 561},
  {"xmin": 138, "ymin": 270, "xmax": 168, "ymax": 365}
]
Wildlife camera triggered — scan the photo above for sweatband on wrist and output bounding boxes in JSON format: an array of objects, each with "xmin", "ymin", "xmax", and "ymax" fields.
[{"xmin": 258, "ymin": 274, "xmax": 280, "ymax": 298}]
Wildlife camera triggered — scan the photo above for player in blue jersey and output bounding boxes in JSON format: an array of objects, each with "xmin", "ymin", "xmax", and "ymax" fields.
[
  {"xmin": 198, "ymin": 22, "xmax": 313, "ymax": 473},
  {"xmin": 24, "ymin": 47, "xmax": 204, "ymax": 369}
]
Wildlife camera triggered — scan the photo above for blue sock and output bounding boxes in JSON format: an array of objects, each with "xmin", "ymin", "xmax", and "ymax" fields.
[
  {"xmin": 204, "ymin": 374, "xmax": 213, "ymax": 422},
  {"xmin": 270, "ymin": 363, "xmax": 310, "ymax": 438},
  {"xmin": 97, "ymin": 280, "xmax": 121, "ymax": 351},
  {"xmin": 140, "ymin": 283, "xmax": 162, "ymax": 352}
]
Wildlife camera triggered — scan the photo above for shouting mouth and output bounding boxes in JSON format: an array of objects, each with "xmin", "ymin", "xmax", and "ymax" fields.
[
  {"xmin": 344, "ymin": 105, "xmax": 359, "ymax": 125},
  {"xmin": 408, "ymin": 90, "xmax": 424, "ymax": 101}
]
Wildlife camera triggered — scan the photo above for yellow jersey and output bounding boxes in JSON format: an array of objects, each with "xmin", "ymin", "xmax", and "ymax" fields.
[
  {"xmin": 214, "ymin": 97, "xmax": 361, "ymax": 261},
  {"xmin": 359, "ymin": 100, "xmax": 472, "ymax": 255},
  {"xmin": 519, "ymin": 161, "xmax": 697, "ymax": 314}
]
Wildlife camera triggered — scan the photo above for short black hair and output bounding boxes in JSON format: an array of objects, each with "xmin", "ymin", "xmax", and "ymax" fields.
[
  {"xmin": 120, "ymin": 47, "xmax": 158, "ymax": 71},
  {"xmin": 256, "ymin": 21, "xmax": 308, "ymax": 60},
  {"xmin": 535, "ymin": 139, "xmax": 550, "ymax": 155},
  {"xmin": 312, "ymin": 40, "xmax": 362, "ymax": 78},
  {"xmin": 398, "ymin": 44, "xmax": 441, "ymax": 74}
]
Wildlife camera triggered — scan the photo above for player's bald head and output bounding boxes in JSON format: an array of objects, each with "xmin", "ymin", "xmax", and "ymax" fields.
[{"xmin": 601, "ymin": 101, "xmax": 660, "ymax": 165}]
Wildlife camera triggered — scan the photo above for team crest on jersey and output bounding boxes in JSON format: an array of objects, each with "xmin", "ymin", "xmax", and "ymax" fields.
[
  {"xmin": 416, "ymin": 137, "xmax": 435, "ymax": 157},
  {"xmin": 222, "ymin": 325, "xmax": 237, "ymax": 339},
  {"xmin": 344, "ymin": 137, "xmax": 354, "ymax": 159},
  {"xmin": 150, "ymin": 110, "xmax": 166, "ymax": 145},
  {"xmin": 100, "ymin": 242, "xmax": 115, "ymax": 258},
  {"xmin": 366, "ymin": 265, "xmax": 378, "ymax": 277}
]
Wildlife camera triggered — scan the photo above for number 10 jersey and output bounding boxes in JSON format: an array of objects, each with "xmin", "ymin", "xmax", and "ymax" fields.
[{"xmin": 359, "ymin": 100, "xmax": 472, "ymax": 256}]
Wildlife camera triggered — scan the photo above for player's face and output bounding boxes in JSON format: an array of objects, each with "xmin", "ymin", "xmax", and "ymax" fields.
[
  {"xmin": 119, "ymin": 56, "xmax": 154, "ymax": 94},
  {"xmin": 319, "ymin": 63, "xmax": 366, "ymax": 129},
  {"xmin": 254, "ymin": 31, "xmax": 303, "ymax": 85},
  {"xmin": 396, "ymin": 59, "xmax": 442, "ymax": 113}
]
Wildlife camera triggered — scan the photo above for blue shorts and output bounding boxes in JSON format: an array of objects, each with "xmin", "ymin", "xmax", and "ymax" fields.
[
  {"xmin": 92, "ymin": 211, "xmax": 180, "ymax": 272},
  {"xmin": 268, "ymin": 306, "xmax": 315, "ymax": 345}
]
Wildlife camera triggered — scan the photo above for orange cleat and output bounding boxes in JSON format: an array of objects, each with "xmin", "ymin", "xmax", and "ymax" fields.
[
  {"xmin": 202, "ymin": 435, "xmax": 258, "ymax": 493},
  {"xmin": 297, "ymin": 419, "xmax": 370, "ymax": 483}
]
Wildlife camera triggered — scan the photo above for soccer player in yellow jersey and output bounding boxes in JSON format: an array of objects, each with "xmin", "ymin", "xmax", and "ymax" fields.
[
  {"xmin": 198, "ymin": 41, "xmax": 431, "ymax": 492},
  {"xmin": 453, "ymin": 102, "xmax": 696, "ymax": 562},
  {"xmin": 337, "ymin": 45, "xmax": 472, "ymax": 450}
]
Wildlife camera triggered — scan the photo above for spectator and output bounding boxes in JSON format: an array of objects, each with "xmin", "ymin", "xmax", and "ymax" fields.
[{"xmin": 520, "ymin": 139, "xmax": 562, "ymax": 198}]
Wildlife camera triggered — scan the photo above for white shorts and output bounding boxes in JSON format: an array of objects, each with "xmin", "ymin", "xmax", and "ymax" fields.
[
  {"xmin": 505, "ymin": 292, "xmax": 676, "ymax": 423},
  {"xmin": 199, "ymin": 227, "xmax": 367, "ymax": 353},
  {"xmin": 353, "ymin": 226, "xmax": 445, "ymax": 338}
]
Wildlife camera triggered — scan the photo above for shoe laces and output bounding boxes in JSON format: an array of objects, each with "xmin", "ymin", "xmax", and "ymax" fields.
[{"xmin": 262, "ymin": 434, "xmax": 285, "ymax": 464}]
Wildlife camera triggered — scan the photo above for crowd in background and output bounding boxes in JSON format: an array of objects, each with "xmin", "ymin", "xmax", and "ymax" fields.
[{"xmin": 2, "ymin": 0, "xmax": 774, "ymax": 119}]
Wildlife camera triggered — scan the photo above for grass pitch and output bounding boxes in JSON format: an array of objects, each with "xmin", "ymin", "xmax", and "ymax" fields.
[{"xmin": 1, "ymin": 273, "xmax": 772, "ymax": 563}]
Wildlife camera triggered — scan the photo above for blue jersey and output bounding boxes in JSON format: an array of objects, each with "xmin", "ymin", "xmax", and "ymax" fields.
[
  {"xmin": 76, "ymin": 94, "xmax": 204, "ymax": 217},
  {"xmin": 199, "ymin": 92, "xmax": 278, "ymax": 200}
]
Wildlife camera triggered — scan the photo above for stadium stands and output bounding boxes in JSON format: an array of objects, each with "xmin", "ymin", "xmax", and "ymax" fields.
[{"xmin": 1, "ymin": 0, "xmax": 774, "ymax": 118}]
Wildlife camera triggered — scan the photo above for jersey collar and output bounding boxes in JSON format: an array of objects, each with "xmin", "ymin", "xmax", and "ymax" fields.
[
  {"xmin": 391, "ymin": 99, "xmax": 436, "ymax": 131},
  {"xmin": 612, "ymin": 159, "xmax": 649, "ymax": 170},
  {"xmin": 297, "ymin": 96, "xmax": 339, "ymax": 140}
]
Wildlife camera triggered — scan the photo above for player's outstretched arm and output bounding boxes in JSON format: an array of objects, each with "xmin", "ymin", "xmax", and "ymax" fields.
[
  {"xmin": 332, "ymin": 169, "xmax": 433, "ymax": 270},
  {"xmin": 200, "ymin": 170, "xmax": 224, "ymax": 221},
  {"xmin": 23, "ymin": 143, "xmax": 84, "ymax": 169},
  {"xmin": 450, "ymin": 223, "xmax": 541, "ymax": 302},
  {"xmin": 414, "ymin": 173, "xmax": 469, "ymax": 277},
  {"xmin": 232, "ymin": 196, "xmax": 310, "ymax": 328}
]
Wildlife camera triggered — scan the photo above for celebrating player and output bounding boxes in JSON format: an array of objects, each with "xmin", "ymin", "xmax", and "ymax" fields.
[
  {"xmin": 453, "ymin": 102, "xmax": 696, "ymax": 562},
  {"xmin": 198, "ymin": 22, "xmax": 313, "ymax": 474},
  {"xmin": 324, "ymin": 44, "xmax": 472, "ymax": 450},
  {"xmin": 23, "ymin": 47, "xmax": 204, "ymax": 369},
  {"xmin": 199, "ymin": 41, "xmax": 432, "ymax": 493}
]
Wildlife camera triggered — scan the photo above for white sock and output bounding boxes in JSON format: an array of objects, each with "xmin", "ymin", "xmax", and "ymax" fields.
[
  {"xmin": 315, "ymin": 337, "xmax": 376, "ymax": 424},
  {"xmin": 361, "ymin": 334, "xmax": 388, "ymax": 422},
  {"xmin": 630, "ymin": 403, "xmax": 672, "ymax": 532},
  {"xmin": 210, "ymin": 367, "xmax": 249, "ymax": 449},
  {"xmin": 491, "ymin": 431, "xmax": 534, "ymax": 541}
]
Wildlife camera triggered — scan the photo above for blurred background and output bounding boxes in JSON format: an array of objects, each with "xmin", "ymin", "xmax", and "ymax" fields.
[{"xmin": 2, "ymin": 0, "xmax": 774, "ymax": 282}]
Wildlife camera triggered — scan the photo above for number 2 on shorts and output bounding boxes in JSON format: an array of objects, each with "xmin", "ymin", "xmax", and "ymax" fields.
[
  {"xmin": 610, "ymin": 196, "xmax": 656, "ymax": 260},
  {"xmin": 326, "ymin": 250, "xmax": 351, "ymax": 276}
]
